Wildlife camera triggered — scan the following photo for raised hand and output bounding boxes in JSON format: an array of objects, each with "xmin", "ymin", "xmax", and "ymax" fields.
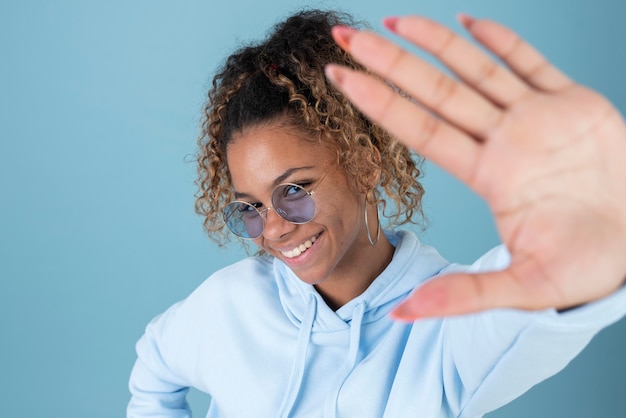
[{"xmin": 325, "ymin": 15, "xmax": 626, "ymax": 320}]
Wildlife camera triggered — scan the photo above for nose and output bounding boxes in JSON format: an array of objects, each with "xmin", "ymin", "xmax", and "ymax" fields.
[{"xmin": 262, "ymin": 207, "xmax": 296, "ymax": 240}]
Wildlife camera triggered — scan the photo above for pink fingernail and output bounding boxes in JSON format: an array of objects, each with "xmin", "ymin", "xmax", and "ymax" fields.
[
  {"xmin": 331, "ymin": 25, "xmax": 357, "ymax": 50},
  {"xmin": 390, "ymin": 306, "xmax": 420, "ymax": 322},
  {"xmin": 390, "ymin": 299, "xmax": 421, "ymax": 321},
  {"xmin": 458, "ymin": 13, "xmax": 476, "ymax": 30},
  {"xmin": 324, "ymin": 64, "xmax": 345, "ymax": 85},
  {"xmin": 383, "ymin": 16, "xmax": 400, "ymax": 33}
]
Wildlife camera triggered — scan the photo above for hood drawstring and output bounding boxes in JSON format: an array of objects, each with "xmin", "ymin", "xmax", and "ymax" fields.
[
  {"xmin": 278, "ymin": 294, "xmax": 317, "ymax": 418},
  {"xmin": 324, "ymin": 302, "xmax": 366, "ymax": 418}
]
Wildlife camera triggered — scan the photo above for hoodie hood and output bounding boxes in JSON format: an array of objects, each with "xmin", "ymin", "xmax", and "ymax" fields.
[
  {"xmin": 274, "ymin": 230, "xmax": 450, "ymax": 330},
  {"xmin": 273, "ymin": 230, "xmax": 450, "ymax": 417}
]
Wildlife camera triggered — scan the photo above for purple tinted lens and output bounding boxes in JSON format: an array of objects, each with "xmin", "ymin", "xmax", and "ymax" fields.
[
  {"xmin": 272, "ymin": 184, "xmax": 315, "ymax": 223},
  {"xmin": 224, "ymin": 184, "xmax": 315, "ymax": 238},
  {"xmin": 223, "ymin": 202, "xmax": 263, "ymax": 238},
  {"xmin": 242, "ymin": 214, "xmax": 264, "ymax": 238}
]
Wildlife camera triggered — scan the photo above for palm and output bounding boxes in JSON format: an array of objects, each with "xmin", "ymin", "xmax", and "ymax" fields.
[
  {"xmin": 327, "ymin": 16, "xmax": 626, "ymax": 318},
  {"xmin": 476, "ymin": 86, "xmax": 625, "ymax": 309}
]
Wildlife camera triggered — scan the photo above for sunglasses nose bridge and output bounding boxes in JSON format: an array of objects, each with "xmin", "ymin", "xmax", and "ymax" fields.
[
  {"xmin": 262, "ymin": 204, "xmax": 293, "ymax": 223},
  {"xmin": 260, "ymin": 204, "xmax": 298, "ymax": 240},
  {"xmin": 257, "ymin": 206, "xmax": 272, "ymax": 218},
  {"xmin": 225, "ymin": 181, "xmax": 320, "ymax": 238}
]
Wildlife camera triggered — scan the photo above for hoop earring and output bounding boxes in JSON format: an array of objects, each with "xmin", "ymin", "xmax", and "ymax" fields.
[{"xmin": 364, "ymin": 196, "xmax": 381, "ymax": 247}]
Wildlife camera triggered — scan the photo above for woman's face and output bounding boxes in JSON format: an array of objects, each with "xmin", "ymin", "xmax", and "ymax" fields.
[{"xmin": 226, "ymin": 122, "xmax": 374, "ymax": 287}]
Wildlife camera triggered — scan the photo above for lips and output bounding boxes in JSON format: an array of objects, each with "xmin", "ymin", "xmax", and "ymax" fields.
[{"xmin": 281, "ymin": 235, "xmax": 318, "ymax": 259}]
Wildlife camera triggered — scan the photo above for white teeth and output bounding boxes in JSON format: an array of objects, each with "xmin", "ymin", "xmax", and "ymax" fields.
[{"xmin": 282, "ymin": 235, "xmax": 317, "ymax": 259}]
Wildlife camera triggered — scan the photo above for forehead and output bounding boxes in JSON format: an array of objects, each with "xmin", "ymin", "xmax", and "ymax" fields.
[{"xmin": 226, "ymin": 124, "xmax": 333, "ymax": 189}]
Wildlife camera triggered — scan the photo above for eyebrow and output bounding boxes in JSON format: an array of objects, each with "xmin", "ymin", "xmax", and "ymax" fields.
[{"xmin": 233, "ymin": 166, "xmax": 315, "ymax": 200}]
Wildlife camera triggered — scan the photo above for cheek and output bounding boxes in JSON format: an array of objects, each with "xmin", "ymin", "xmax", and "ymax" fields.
[
  {"xmin": 322, "ymin": 173, "xmax": 364, "ymax": 213},
  {"xmin": 322, "ymin": 191, "xmax": 364, "ymax": 233}
]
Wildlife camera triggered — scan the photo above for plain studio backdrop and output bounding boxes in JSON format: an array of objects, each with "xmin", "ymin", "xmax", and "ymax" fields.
[{"xmin": 1, "ymin": 1, "xmax": 625, "ymax": 417}]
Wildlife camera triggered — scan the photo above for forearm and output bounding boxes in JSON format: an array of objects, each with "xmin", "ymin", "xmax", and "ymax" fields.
[{"xmin": 447, "ymin": 284, "xmax": 626, "ymax": 417}]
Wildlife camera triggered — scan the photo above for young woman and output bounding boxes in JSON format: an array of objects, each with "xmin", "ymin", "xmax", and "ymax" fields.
[{"xmin": 127, "ymin": 10, "xmax": 626, "ymax": 418}]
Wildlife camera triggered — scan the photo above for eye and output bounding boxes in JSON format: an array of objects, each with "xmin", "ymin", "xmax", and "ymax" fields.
[
  {"xmin": 283, "ymin": 183, "xmax": 309, "ymax": 199},
  {"xmin": 236, "ymin": 202, "xmax": 261, "ymax": 214}
]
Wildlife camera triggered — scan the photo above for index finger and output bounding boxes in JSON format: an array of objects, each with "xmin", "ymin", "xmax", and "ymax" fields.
[{"xmin": 333, "ymin": 25, "xmax": 502, "ymax": 139}]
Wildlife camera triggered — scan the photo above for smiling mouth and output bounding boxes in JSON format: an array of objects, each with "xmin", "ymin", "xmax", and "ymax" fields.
[{"xmin": 281, "ymin": 235, "xmax": 318, "ymax": 259}]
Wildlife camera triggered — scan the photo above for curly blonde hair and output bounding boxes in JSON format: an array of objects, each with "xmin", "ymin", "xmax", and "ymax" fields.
[{"xmin": 195, "ymin": 9, "xmax": 425, "ymax": 246}]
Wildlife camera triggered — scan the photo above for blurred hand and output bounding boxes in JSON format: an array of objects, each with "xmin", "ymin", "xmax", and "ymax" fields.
[{"xmin": 325, "ymin": 15, "xmax": 626, "ymax": 320}]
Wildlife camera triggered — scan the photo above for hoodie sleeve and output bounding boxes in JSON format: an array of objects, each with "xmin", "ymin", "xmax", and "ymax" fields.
[
  {"xmin": 439, "ymin": 246, "xmax": 626, "ymax": 417},
  {"xmin": 127, "ymin": 301, "xmax": 193, "ymax": 418}
]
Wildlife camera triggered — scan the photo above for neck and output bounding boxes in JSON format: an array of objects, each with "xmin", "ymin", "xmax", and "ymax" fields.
[{"xmin": 315, "ymin": 233, "xmax": 395, "ymax": 310}]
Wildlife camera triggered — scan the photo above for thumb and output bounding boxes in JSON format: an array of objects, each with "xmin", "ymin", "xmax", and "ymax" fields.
[{"xmin": 390, "ymin": 269, "xmax": 543, "ymax": 321}]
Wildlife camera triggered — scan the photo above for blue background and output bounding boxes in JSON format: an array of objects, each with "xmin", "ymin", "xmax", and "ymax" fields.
[{"xmin": 1, "ymin": 0, "xmax": 625, "ymax": 417}]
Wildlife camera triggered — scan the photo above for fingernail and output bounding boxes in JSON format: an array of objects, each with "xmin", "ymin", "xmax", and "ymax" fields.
[
  {"xmin": 457, "ymin": 13, "xmax": 476, "ymax": 29},
  {"xmin": 324, "ymin": 64, "xmax": 345, "ymax": 85},
  {"xmin": 383, "ymin": 16, "xmax": 400, "ymax": 33},
  {"xmin": 390, "ymin": 302, "xmax": 420, "ymax": 322},
  {"xmin": 331, "ymin": 25, "xmax": 356, "ymax": 50}
]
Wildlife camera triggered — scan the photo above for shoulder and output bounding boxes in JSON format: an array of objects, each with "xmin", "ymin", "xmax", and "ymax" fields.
[
  {"xmin": 387, "ymin": 229, "xmax": 452, "ymax": 276},
  {"xmin": 151, "ymin": 256, "xmax": 276, "ymax": 325},
  {"xmin": 142, "ymin": 255, "xmax": 278, "ymax": 348},
  {"xmin": 190, "ymin": 255, "xmax": 277, "ymax": 303},
  {"xmin": 203, "ymin": 255, "xmax": 275, "ymax": 285},
  {"xmin": 440, "ymin": 245, "xmax": 511, "ymax": 275}
]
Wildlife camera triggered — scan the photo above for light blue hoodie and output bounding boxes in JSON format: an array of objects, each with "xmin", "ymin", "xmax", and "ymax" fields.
[{"xmin": 128, "ymin": 230, "xmax": 626, "ymax": 417}]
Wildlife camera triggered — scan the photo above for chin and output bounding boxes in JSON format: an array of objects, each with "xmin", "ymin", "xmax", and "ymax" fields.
[{"xmin": 292, "ymin": 267, "xmax": 331, "ymax": 286}]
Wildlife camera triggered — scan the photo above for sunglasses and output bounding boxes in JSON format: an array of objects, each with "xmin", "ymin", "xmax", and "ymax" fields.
[{"xmin": 223, "ymin": 171, "xmax": 329, "ymax": 239}]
